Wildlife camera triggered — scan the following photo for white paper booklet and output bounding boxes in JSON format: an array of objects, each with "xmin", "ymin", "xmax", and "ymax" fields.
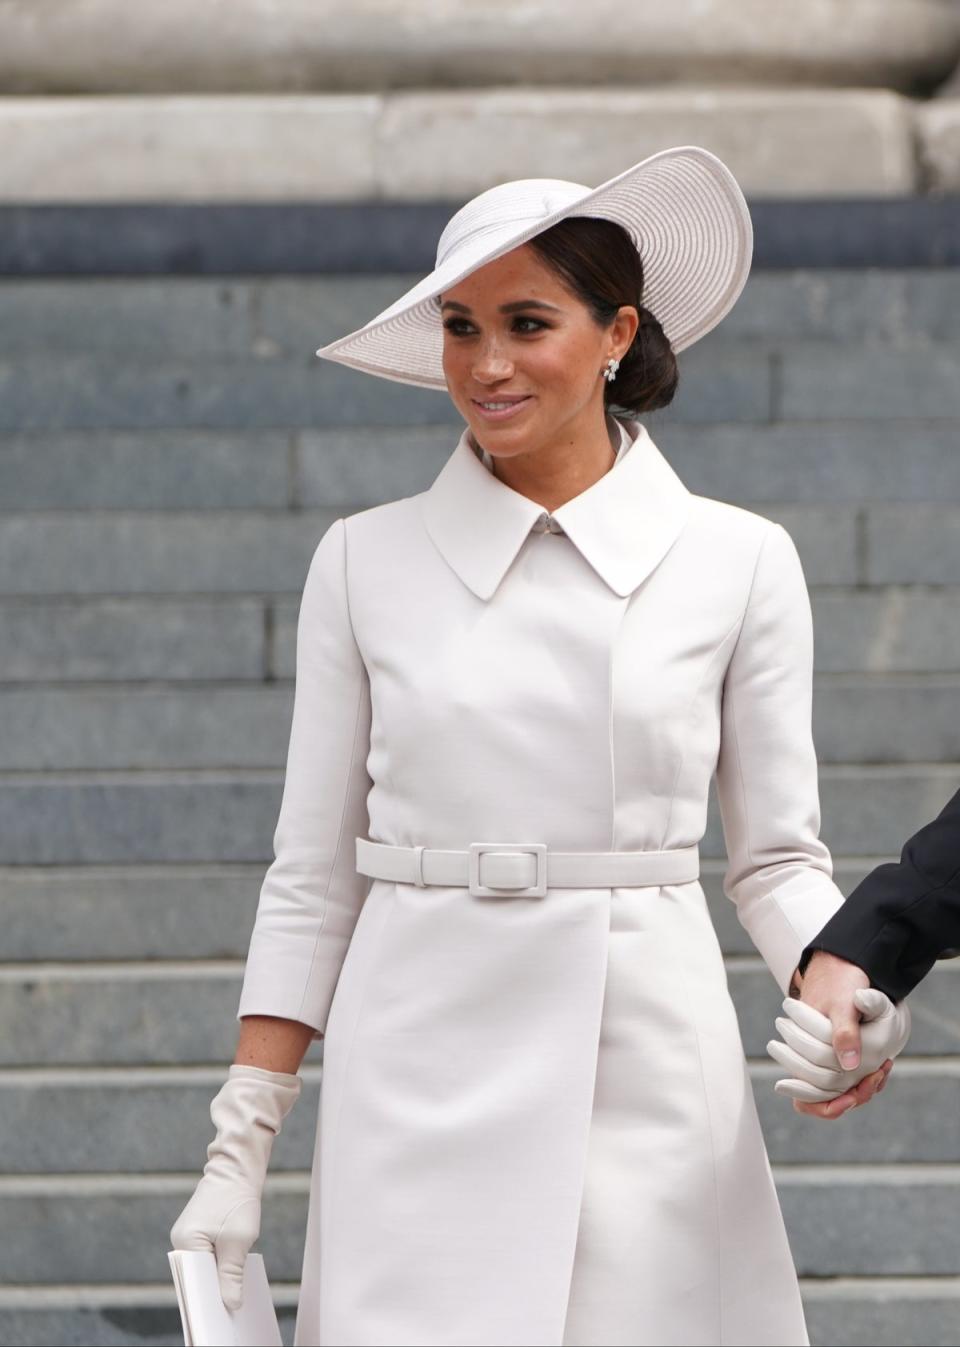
[{"xmin": 167, "ymin": 1249, "xmax": 284, "ymax": 1347}]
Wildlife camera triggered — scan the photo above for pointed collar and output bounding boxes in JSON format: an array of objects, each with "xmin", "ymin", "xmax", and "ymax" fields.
[{"xmin": 420, "ymin": 417, "xmax": 691, "ymax": 601}]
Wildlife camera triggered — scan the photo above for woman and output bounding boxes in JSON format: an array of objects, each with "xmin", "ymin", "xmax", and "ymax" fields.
[{"xmin": 171, "ymin": 146, "xmax": 848, "ymax": 1347}]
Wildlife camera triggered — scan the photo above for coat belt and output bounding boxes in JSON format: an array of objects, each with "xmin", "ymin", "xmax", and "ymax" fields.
[{"xmin": 355, "ymin": 837, "xmax": 700, "ymax": 899}]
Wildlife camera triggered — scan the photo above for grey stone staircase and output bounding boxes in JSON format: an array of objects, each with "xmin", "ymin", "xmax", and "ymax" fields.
[{"xmin": 2, "ymin": 269, "xmax": 960, "ymax": 1346}]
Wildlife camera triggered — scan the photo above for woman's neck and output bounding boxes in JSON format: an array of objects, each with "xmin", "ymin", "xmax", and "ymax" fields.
[{"xmin": 476, "ymin": 413, "xmax": 621, "ymax": 514}]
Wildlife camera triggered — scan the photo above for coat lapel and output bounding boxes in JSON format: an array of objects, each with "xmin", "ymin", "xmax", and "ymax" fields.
[{"xmin": 420, "ymin": 418, "xmax": 691, "ymax": 601}]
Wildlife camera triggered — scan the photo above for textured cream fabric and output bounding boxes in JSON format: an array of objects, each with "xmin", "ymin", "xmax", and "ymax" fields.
[{"xmin": 237, "ymin": 415, "xmax": 841, "ymax": 1346}]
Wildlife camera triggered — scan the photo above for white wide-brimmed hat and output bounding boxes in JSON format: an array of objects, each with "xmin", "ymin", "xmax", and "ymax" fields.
[{"xmin": 315, "ymin": 145, "xmax": 753, "ymax": 390}]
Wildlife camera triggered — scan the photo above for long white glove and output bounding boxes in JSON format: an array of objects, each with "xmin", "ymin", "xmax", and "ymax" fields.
[
  {"xmin": 170, "ymin": 1064, "xmax": 302, "ymax": 1310},
  {"xmin": 767, "ymin": 988, "xmax": 911, "ymax": 1103}
]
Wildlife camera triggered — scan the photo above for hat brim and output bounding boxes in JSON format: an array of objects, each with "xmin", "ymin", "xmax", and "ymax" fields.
[{"xmin": 315, "ymin": 145, "xmax": 753, "ymax": 390}]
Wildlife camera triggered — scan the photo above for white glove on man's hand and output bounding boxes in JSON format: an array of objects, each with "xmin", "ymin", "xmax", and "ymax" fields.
[
  {"xmin": 767, "ymin": 988, "xmax": 911, "ymax": 1104},
  {"xmin": 169, "ymin": 1064, "xmax": 301, "ymax": 1311}
]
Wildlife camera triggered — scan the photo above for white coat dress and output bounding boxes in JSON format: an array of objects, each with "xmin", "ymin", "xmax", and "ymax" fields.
[{"xmin": 236, "ymin": 413, "xmax": 846, "ymax": 1347}]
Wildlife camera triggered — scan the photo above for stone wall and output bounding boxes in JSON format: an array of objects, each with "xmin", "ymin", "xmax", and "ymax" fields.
[
  {"xmin": 0, "ymin": 0, "xmax": 957, "ymax": 201},
  {"xmin": 0, "ymin": 0, "xmax": 958, "ymax": 94}
]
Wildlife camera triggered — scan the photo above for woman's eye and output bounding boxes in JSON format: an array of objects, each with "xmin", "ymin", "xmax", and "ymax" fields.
[{"xmin": 442, "ymin": 316, "xmax": 546, "ymax": 336}]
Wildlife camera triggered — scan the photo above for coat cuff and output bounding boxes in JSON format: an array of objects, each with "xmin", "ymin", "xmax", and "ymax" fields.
[
  {"xmin": 740, "ymin": 875, "xmax": 846, "ymax": 994},
  {"xmin": 236, "ymin": 930, "xmax": 354, "ymax": 1037}
]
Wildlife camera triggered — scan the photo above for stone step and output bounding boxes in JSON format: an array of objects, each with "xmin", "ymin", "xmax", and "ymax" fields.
[
  {"xmin": 1, "ymin": 676, "xmax": 957, "ymax": 771},
  {"xmin": 0, "ymin": 426, "xmax": 454, "ymax": 511},
  {"xmin": 3, "ymin": 1, "xmax": 957, "ymax": 96},
  {"xmin": 867, "ymin": 506, "xmax": 960, "ymax": 585},
  {"xmin": 0, "ymin": 357, "xmax": 452, "ymax": 433},
  {"xmin": 0, "ymin": 686, "xmax": 295, "ymax": 771},
  {"xmin": 809, "ymin": 588, "xmax": 960, "ymax": 676},
  {"xmin": 0, "ymin": 597, "xmax": 269, "ymax": 682},
  {"xmin": 0, "ymin": 511, "xmax": 339, "ymax": 595},
  {"xmin": 0, "ymin": 430, "xmax": 296, "ymax": 510},
  {"xmin": 0, "ymin": 346, "xmax": 784, "ymax": 431},
  {"xmin": 778, "ymin": 345, "xmax": 960, "ymax": 422},
  {"xmin": 0, "ymin": 861, "xmax": 879, "ymax": 963},
  {"xmin": 2, "ymin": 585, "xmax": 958, "ymax": 686},
  {"xmin": 812, "ymin": 676, "xmax": 960, "ymax": 764},
  {"xmin": 1, "ymin": 1283, "xmax": 958, "ymax": 1347},
  {"xmin": 0, "ymin": 276, "xmax": 399, "ymax": 359},
  {"xmin": 0, "ymin": 865, "xmax": 261, "ymax": 963},
  {"xmin": 4, "ymin": 272, "xmax": 960, "ymax": 362},
  {"xmin": 5, "ymin": 420, "xmax": 960, "ymax": 510},
  {"xmin": 0, "ymin": 957, "xmax": 956, "ymax": 1067},
  {"xmin": 0, "ymin": 764, "xmax": 956, "ymax": 864},
  {"xmin": 0, "ymin": 1061, "xmax": 957, "ymax": 1173},
  {"xmin": 0, "ymin": 1297, "xmax": 199, "ymax": 1347},
  {"xmin": 657, "ymin": 422, "xmax": 960, "ymax": 505},
  {"xmin": 775, "ymin": 1170, "xmax": 960, "ymax": 1278},
  {"xmin": 1, "ymin": 1168, "xmax": 958, "ymax": 1282},
  {"xmin": 1, "ymin": 345, "xmax": 958, "ymax": 433},
  {"xmin": 803, "ymin": 1279, "xmax": 960, "ymax": 1347},
  {"xmin": 0, "ymin": 90, "xmax": 921, "ymax": 204},
  {"xmin": 721, "ymin": 269, "xmax": 960, "ymax": 345},
  {"xmin": 7, "ymin": 199, "xmax": 960, "ymax": 278}
]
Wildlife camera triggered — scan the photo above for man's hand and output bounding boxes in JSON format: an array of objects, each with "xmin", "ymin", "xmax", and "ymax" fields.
[
  {"xmin": 769, "ymin": 989, "xmax": 908, "ymax": 1116},
  {"xmin": 775, "ymin": 952, "xmax": 900, "ymax": 1119},
  {"xmin": 799, "ymin": 950, "xmax": 870, "ymax": 1068},
  {"xmin": 793, "ymin": 1061, "xmax": 892, "ymax": 1119}
]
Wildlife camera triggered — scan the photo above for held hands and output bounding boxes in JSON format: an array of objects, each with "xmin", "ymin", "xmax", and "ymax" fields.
[
  {"xmin": 768, "ymin": 988, "xmax": 911, "ymax": 1104},
  {"xmin": 169, "ymin": 1064, "xmax": 301, "ymax": 1311},
  {"xmin": 767, "ymin": 951, "xmax": 910, "ymax": 1120}
]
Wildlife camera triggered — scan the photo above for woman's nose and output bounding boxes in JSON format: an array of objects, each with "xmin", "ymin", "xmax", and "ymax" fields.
[{"xmin": 471, "ymin": 346, "xmax": 514, "ymax": 382}]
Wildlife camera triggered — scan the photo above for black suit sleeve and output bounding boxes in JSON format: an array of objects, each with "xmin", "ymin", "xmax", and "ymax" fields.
[{"xmin": 798, "ymin": 786, "xmax": 960, "ymax": 1001}]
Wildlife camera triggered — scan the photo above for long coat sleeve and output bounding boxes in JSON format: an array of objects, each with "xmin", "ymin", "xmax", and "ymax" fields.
[
  {"xmin": 715, "ymin": 523, "xmax": 844, "ymax": 994},
  {"xmin": 236, "ymin": 517, "xmax": 372, "ymax": 1035},
  {"xmin": 799, "ymin": 785, "xmax": 960, "ymax": 1000}
]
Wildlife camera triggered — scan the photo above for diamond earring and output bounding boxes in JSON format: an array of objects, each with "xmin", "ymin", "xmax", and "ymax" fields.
[{"xmin": 603, "ymin": 357, "xmax": 620, "ymax": 383}]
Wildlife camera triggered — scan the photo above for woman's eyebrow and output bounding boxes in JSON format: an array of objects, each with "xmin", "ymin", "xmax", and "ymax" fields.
[{"xmin": 440, "ymin": 299, "xmax": 563, "ymax": 314}]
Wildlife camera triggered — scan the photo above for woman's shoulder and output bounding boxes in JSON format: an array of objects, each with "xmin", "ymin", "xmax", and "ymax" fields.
[
  {"xmin": 685, "ymin": 490, "xmax": 792, "ymax": 554},
  {"xmin": 334, "ymin": 491, "xmax": 440, "ymax": 577},
  {"xmin": 341, "ymin": 491, "xmax": 426, "ymax": 536}
]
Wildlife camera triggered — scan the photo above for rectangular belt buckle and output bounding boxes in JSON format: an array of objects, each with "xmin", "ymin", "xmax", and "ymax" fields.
[{"xmin": 468, "ymin": 842, "xmax": 547, "ymax": 899}]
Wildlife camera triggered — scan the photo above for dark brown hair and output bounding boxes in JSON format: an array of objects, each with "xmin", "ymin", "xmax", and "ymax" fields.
[{"xmin": 526, "ymin": 216, "xmax": 678, "ymax": 415}]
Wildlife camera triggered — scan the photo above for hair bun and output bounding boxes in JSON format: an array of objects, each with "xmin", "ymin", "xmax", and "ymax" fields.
[
  {"xmin": 527, "ymin": 218, "xmax": 679, "ymax": 417},
  {"xmin": 613, "ymin": 305, "xmax": 678, "ymax": 414}
]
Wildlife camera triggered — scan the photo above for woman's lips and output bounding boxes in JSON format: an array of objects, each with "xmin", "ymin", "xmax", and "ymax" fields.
[{"xmin": 471, "ymin": 396, "xmax": 534, "ymax": 422}]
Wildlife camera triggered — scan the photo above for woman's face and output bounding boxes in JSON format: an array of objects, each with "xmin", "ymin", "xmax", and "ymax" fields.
[{"xmin": 439, "ymin": 243, "xmax": 636, "ymax": 462}]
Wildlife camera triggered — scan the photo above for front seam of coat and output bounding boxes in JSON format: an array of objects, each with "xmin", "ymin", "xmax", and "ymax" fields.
[
  {"xmin": 671, "ymin": 924, "xmax": 725, "ymax": 1345},
  {"xmin": 659, "ymin": 614, "xmax": 742, "ymax": 851},
  {"xmin": 606, "ymin": 598, "xmax": 630, "ymax": 851}
]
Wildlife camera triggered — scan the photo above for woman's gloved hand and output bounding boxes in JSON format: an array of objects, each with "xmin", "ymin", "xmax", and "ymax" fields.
[
  {"xmin": 767, "ymin": 988, "xmax": 911, "ymax": 1104},
  {"xmin": 170, "ymin": 1064, "xmax": 302, "ymax": 1311}
]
